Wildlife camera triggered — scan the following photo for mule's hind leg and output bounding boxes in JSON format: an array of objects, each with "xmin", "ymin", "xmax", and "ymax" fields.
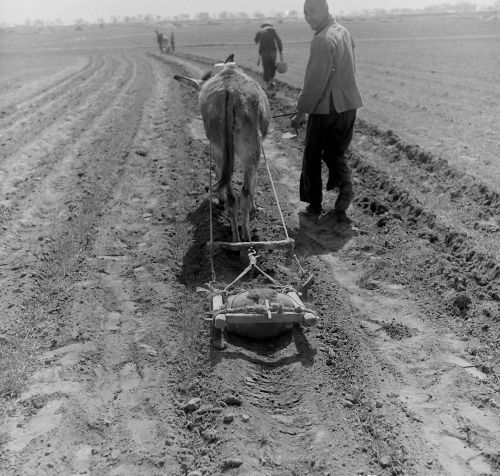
[
  {"xmin": 240, "ymin": 160, "xmax": 258, "ymax": 243},
  {"xmin": 226, "ymin": 182, "xmax": 240, "ymax": 243}
]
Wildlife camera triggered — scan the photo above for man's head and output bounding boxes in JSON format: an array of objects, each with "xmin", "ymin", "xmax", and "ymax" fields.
[{"xmin": 304, "ymin": 0, "xmax": 330, "ymax": 30}]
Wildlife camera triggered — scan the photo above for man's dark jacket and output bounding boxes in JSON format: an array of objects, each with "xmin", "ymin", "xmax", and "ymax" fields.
[{"xmin": 254, "ymin": 24, "xmax": 283, "ymax": 54}]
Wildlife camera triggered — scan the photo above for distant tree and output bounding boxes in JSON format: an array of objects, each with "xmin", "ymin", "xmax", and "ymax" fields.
[
  {"xmin": 286, "ymin": 10, "xmax": 299, "ymax": 18},
  {"xmin": 253, "ymin": 11, "xmax": 265, "ymax": 19},
  {"xmin": 454, "ymin": 1, "xmax": 477, "ymax": 12},
  {"xmin": 195, "ymin": 12, "xmax": 211, "ymax": 21},
  {"xmin": 219, "ymin": 11, "xmax": 234, "ymax": 20},
  {"xmin": 175, "ymin": 14, "xmax": 190, "ymax": 21},
  {"xmin": 110, "ymin": 15, "xmax": 119, "ymax": 24},
  {"xmin": 33, "ymin": 18, "xmax": 45, "ymax": 27},
  {"xmin": 74, "ymin": 18, "xmax": 86, "ymax": 30},
  {"xmin": 236, "ymin": 12, "xmax": 249, "ymax": 19}
]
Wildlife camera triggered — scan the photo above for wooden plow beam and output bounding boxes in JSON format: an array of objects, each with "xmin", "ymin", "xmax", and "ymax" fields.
[{"xmin": 208, "ymin": 238, "xmax": 295, "ymax": 252}]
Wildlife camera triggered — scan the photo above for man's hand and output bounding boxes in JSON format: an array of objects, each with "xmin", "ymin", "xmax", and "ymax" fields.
[
  {"xmin": 279, "ymin": 52, "xmax": 284, "ymax": 62},
  {"xmin": 291, "ymin": 112, "xmax": 306, "ymax": 132}
]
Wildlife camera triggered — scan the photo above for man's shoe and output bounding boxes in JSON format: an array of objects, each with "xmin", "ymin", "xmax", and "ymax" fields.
[
  {"xmin": 306, "ymin": 203, "xmax": 322, "ymax": 215},
  {"xmin": 333, "ymin": 210, "xmax": 352, "ymax": 224},
  {"xmin": 335, "ymin": 188, "xmax": 354, "ymax": 212}
]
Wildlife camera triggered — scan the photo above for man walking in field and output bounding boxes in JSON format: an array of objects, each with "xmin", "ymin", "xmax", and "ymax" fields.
[
  {"xmin": 254, "ymin": 22, "xmax": 283, "ymax": 89},
  {"xmin": 155, "ymin": 30, "xmax": 165, "ymax": 53},
  {"xmin": 170, "ymin": 32, "xmax": 175, "ymax": 52},
  {"xmin": 292, "ymin": 0, "xmax": 363, "ymax": 221}
]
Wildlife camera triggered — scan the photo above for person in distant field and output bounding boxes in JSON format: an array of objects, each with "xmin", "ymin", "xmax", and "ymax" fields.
[
  {"xmin": 254, "ymin": 22, "xmax": 283, "ymax": 89},
  {"xmin": 170, "ymin": 32, "xmax": 175, "ymax": 52},
  {"xmin": 162, "ymin": 34, "xmax": 170, "ymax": 53},
  {"xmin": 155, "ymin": 30, "xmax": 165, "ymax": 53},
  {"xmin": 291, "ymin": 0, "xmax": 363, "ymax": 221}
]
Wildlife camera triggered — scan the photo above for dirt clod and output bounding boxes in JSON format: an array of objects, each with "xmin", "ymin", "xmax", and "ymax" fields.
[
  {"xmin": 221, "ymin": 394, "xmax": 242, "ymax": 406},
  {"xmin": 184, "ymin": 398, "xmax": 202, "ymax": 413},
  {"xmin": 222, "ymin": 458, "xmax": 243, "ymax": 469}
]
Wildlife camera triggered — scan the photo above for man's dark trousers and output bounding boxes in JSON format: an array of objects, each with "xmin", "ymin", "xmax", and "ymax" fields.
[
  {"xmin": 261, "ymin": 50, "xmax": 277, "ymax": 83},
  {"xmin": 299, "ymin": 106, "xmax": 356, "ymax": 212}
]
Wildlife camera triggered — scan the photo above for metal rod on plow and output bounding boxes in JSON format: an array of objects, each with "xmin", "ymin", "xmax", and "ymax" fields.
[
  {"xmin": 271, "ymin": 112, "xmax": 297, "ymax": 118},
  {"xmin": 211, "ymin": 290, "xmax": 318, "ymax": 330},
  {"xmin": 208, "ymin": 238, "xmax": 295, "ymax": 251}
]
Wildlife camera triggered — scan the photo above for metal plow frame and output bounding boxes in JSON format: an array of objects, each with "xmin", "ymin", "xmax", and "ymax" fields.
[
  {"xmin": 211, "ymin": 291, "xmax": 317, "ymax": 331},
  {"xmin": 208, "ymin": 237, "xmax": 295, "ymax": 252}
]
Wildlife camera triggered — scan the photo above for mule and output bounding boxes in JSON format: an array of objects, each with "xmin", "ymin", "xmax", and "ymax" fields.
[{"xmin": 175, "ymin": 57, "xmax": 270, "ymax": 244}]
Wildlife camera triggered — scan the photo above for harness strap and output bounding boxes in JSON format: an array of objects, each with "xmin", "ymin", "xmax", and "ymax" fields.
[
  {"xmin": 222, "ymin": 250, "xmax": 282, "ymax": 293},
  {"xmin": 261, "ymin": 144, "xmax": 289, "ymax": 240},
  {"xmin": 261, "ymin": 144, "xmax": 308, "ymax": 279},
  {"xmin": 208, "ymin": 143, "xmax": 216, "ymax": 283},
  {"xmin": 207, "ymin": 140, "xmax": 309, "ymax": 294}
]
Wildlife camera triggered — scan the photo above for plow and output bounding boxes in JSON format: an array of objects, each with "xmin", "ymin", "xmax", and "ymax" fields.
[{"xmin": 203, "ymin": 143, "xmax": 318, "ymax": 348}]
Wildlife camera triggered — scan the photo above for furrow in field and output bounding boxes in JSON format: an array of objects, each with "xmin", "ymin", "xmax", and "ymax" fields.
[
  {"xmin": 353, "ymin": 121, "xmax": 500, "ymax": 247},
  {"xmin": 0, "ymin": 55, "xmax": 122, "ymax": 159},
  {"xmin": 0, "ymin": 55, "xmax": 96, "ymax": 120},
  {"xmin": 0, "ymin": 53, "xmax": 142, "ymax": 331},
  {"xmin": 0, "ymin": 55, "xmax": 135, "ymax": 230},
  {"xmin": 359, "ymin": 60, "xmax": 500, "ymax": 100},
  {"xmin": 351, "ymin": 151, "xmax": 499, "ymax": 290},
  {"xmin": 0, "ymin": 53, "xmax": 156, "ymax": 474}
]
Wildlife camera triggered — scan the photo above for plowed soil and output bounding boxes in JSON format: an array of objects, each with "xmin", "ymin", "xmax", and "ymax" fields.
[{"xmin": 0, "ymin": 28, "xmax": 499, "ymax": 476}]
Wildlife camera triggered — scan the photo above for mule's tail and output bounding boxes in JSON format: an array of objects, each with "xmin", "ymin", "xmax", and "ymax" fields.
[{"xmin": 216, "ymin": 90, "xmax": 235, "ymax": 195}]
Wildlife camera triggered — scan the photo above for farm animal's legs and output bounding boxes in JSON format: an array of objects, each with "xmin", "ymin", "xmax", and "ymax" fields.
[
  {"xmin": 241, "ymin": 158, "xmax": 258, "ymax": 242},
  {"xmin": 226, "ymin": 182, "xmax": 240, "ymax": 243},
  {"xmin": 211, "ymin": 144, "xmax": 227, "ymax": 206}
]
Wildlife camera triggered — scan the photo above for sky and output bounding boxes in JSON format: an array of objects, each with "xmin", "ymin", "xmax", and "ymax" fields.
[{"xmin": 0, "ymin": 0, "xmax": 496, "ymax": 25}]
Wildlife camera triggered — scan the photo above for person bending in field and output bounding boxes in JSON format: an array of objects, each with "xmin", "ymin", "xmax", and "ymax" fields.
[
  {"xmin": 292, "ymin": 0, "xmax": 363, "ymax": 222},
  {"xmin": 155, "ymin": 30, "xmax": 165, "ymax": 53},
  {"xmin": 254, "ymin": 22, "xmax": 283, "ymax": 89},
  {"xmin": 170, "ymin": 32, "xmax": 175, "ymax": 52}
]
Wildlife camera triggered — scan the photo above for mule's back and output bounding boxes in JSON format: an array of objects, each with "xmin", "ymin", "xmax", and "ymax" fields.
[{"xmin": 199, "ymin": 64, "xmax": 269, "ymax": 143}]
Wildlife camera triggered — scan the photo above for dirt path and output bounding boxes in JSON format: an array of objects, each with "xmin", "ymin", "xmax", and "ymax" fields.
[{"xmin": 0, "ymin": 49, "xmax": 499, "ymax": 476}]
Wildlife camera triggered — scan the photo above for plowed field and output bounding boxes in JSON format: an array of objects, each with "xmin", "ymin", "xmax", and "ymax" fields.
[{"xmin": 0, "ymin": 17, "xmax": 499, "ymax": 476}]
